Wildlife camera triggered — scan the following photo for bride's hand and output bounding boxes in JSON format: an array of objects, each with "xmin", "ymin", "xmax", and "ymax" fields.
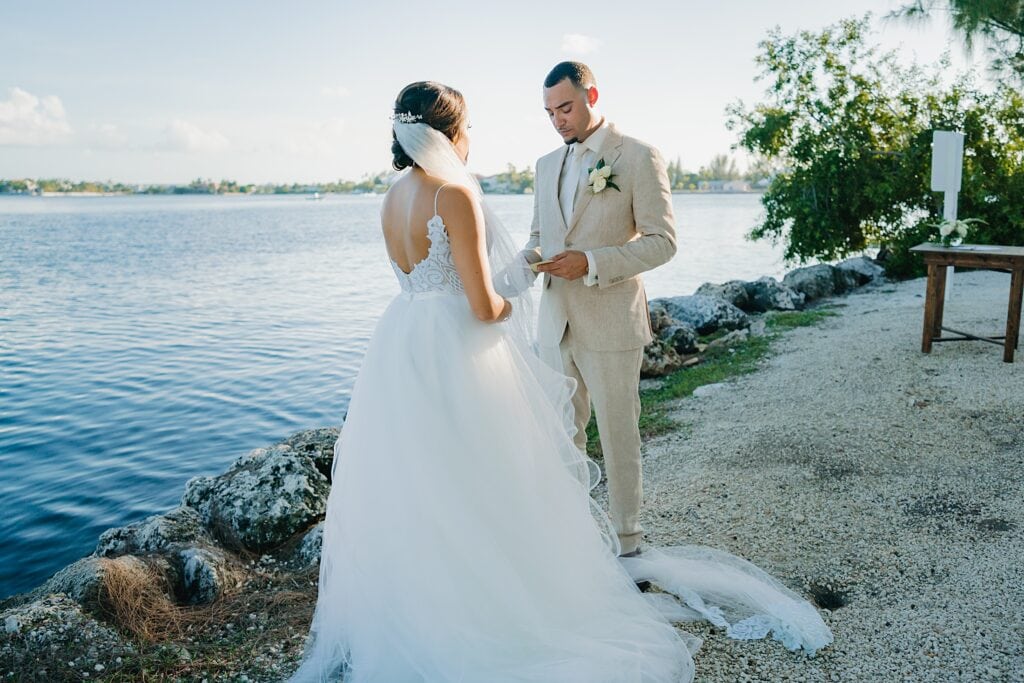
[{"xmin": 496, "ymin": 298, "xmax": 513, "ymax": 323}]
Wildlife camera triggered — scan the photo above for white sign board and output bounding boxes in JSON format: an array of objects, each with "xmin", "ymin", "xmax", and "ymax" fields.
[
  {"xmin": 930, "ymin": 130, "xmax": 966, "ymax": 302},
  {"xmin": 931, "ymin": 130, "xmax": 964, "ymax": 193}
]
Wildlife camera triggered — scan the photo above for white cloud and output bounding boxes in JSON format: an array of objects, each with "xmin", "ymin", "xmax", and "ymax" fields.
[
  {"xmin": 561, "ymin": 33, "xmax": 601, "ymax": 55},
  {"xmin": 320, "ymin": 85, "xmax": 351, "ymax": 98},
  {"xmin": 0, "ymin": 87, "xmax": 72, "ymax": 145},
  {"xmin": 164, "ymin": 119, "xmax": 229, "ymax": 152}
]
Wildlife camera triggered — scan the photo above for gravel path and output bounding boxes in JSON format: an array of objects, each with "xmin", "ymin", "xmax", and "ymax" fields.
[{"xmin": 632, "ymin": 270, "xmax": 1024, "ymax": 683}]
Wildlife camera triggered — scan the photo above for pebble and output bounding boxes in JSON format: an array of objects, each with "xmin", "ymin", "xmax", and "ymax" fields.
[
  {"xmin": 693, "ymin": 383, "xmax": 727, "ymax": 398},
  {"xmin": 634, "ymin": 272, "xmax": 1024, "ymax": 682}
]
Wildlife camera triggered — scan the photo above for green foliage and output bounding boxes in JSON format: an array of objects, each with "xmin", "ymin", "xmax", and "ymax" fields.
[
  {"xmin": 743, "ymin": 156, "xmax": 781, "ymax": 183},
  {"xmin": 0, "ymin": 179, "xmax": 33, "ymax": 193},
  {"xmin": 764, "ymin": 308, "xmax": 839, "ymax": 330},
  {"xmin": 893, "ymin": 0, "xmax": 1024, "ymax": 84},
  {"xmin": 0, "ymin": 176, "xmax": 390, "ymax": 196},
  {"xmin": 728, "ymin": 15, "xmax": 1024, "ymax": 278},
  {"xmin": 666, "ymin": 157, "xmax": 700, "ymax": 190},
  {"xmin": 667, "ymin": 156, "xmax": 743, "ymax": 191},
  {"xmin": 483, "ymin": 164, "xmax": 534, "ymax": 194},
  {"xmin": 0, "ymin": 178, "xmax": 136, "ymax": 194}
]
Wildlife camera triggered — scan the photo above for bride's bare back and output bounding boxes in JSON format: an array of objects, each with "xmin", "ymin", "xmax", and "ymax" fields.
[
  {"xmin": 381, "ymin": 169, "xmax": 448, "ymax": 275},
  {"xmin": 380, "ymin": 167, "xmax": 510, "ymax": 322}
]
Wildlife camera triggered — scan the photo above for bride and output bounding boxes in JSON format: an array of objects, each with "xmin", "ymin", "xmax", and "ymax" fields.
[{"xmin": 287, "ymin": 81, "xmax": 832, "ymax": 682}]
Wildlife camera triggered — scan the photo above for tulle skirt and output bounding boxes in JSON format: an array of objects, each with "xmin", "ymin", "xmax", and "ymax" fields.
[{"xmin": 288, "ymin": 291, "xmax": 830, "ymax": 682}]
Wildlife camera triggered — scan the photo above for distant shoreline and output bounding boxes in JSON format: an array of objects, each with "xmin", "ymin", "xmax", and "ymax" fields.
[{"xmin": 2, "ymin": 189, "xmax": 767, "ymax": 198}]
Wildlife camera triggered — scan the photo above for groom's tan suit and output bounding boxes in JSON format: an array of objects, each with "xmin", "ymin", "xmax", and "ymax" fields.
[{"xmin": 526, "ymin": 120, "xmax": 676, "ymax": 554}]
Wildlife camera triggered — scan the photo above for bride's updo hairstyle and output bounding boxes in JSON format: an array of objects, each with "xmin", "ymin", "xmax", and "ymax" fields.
[{"xmin": 391, "ymin": 81, "xmax": 467, "ymax": 171}]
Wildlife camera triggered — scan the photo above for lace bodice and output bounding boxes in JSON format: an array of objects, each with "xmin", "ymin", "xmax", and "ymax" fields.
[{"xmin": 389, "ymin": 186, "xmax": 464, "ymax": 296}]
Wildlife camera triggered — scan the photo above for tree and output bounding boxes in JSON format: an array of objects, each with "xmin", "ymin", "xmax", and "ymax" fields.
[
  {"xmin": 485, "ymin": 164, "xmax": 534, "ymax": 193},
  {"xmin": 892, "ymin": 0, "xmax": 1024, "ymax": 83},
  {"xmin": 666, "ymin": 157, "xmax": 684, "ymax": 188},
  {"xmin": 699, "ymin": 154, "xmax": 741, "ymax": 181},
  {"xmin": 743, "ymin": 156, "xmax": 781, "ymax": 183},
  {"xmin": 727, "ymin": 15, "xmax": 1024, "ymax": 277},
  {"xmin": 665, "ymin": 157, "xmax": 701, "ymax": 190}
]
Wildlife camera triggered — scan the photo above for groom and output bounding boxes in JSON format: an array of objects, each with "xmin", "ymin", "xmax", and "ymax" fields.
[{"xmin": 525, "ymin": 61, "xmax": 677, "ymax": 556}]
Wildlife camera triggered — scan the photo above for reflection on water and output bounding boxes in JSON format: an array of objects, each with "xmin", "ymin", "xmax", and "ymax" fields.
[{"xmin": 0, "ymin": 192, "xmax": 787, "ymax": 598}]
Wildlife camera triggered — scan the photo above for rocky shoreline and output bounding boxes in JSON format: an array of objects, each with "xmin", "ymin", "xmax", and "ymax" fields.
[
  {"xmin": 2, "ymin": 257, "xmax": 891, "ymax": 681},
  {"xmin": 642, "ymin": 256, "xmax": 885, "ymax": 377}
]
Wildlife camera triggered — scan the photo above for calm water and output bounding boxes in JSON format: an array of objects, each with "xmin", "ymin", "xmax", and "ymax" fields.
[{"xmin": 0, "ymin": 192, "xmax": 787, "ymax": 599}]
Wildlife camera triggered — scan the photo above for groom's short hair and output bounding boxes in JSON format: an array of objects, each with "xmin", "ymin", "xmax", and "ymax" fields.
[{"xmin": 544, "ymin": 62, "xmax": 596, "ymax": 91}]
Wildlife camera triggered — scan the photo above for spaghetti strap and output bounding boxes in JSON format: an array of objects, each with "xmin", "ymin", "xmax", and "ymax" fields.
[{"xmin": 433, "ymin": 183, "xmax": 450, "ymax": 216}]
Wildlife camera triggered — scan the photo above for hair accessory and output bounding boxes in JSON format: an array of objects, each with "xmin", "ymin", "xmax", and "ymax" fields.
[{"xmin": 391, "ymin": 111, "xmax": 423, "ymax": 123}]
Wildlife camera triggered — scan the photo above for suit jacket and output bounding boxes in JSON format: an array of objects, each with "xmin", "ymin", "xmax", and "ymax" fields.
[{"xmin": 527, "ymin": 122, "xmax": 677, "ymax": 351}]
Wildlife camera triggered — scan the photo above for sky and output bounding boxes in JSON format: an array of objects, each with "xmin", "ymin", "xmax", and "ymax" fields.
[{"xmin": 0, "ymin": 0, "xmax": 989, "ymax": 184}]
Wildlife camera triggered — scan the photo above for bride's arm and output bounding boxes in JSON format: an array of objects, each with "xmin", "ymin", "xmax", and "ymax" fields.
[{"xmin": 440, "ymin": 185, "xmax": 512, "ymax": 323}]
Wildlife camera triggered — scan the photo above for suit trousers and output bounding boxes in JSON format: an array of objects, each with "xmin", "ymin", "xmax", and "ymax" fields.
[{"xmin": 541, "ymin": 325, "xmax": 644, "ymax": 555}]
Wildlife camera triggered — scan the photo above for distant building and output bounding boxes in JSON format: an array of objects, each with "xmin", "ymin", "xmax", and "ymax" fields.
[{"xmin": 698, "ymin": 179, "xmax": 752, "ymax": 192}]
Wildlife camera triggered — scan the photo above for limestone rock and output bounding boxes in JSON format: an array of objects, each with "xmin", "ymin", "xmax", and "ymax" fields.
[
  {"xmin": 651, "ymin": 295, "xmax": 749, "ymax": 335},
  {"xmin": 659, "ymin": 322, "xmax": 699, "ymax": 355},
  {"xmin": 0, "ymin": 594, "xmax": 134, "ymax": 676},
  {"xmin": 276, "ymin": 427, "xmax": 341, "ymax": 482},
  {"xmin": 182, "ymin": 445, "xmax": 330, "ymax": 552},
  {"xmin": 782, "ymin": 264, "xmax": 841, "ymax": 301},
  {"xmin": 647, "ymin": 300, "xmax": 675, "ymax": 335},
  {"xmin": 5, "ymin": 555, "xmax": 159, "ymax": 616},
  {"xmin": 742, "ymin": 277, "xmax": 805, "ymax": 312},
  {"xmin": 836, "ymin": 256, "xmax": 886, "ymax": 286},
  {"xmin": 642, "ymin": 339, "xmax": 684, "ymax": 378},
  {"xmin": 694, "ymin": 280, "xmax": 750, "ymax": 310},
  {"xmin": 177, "ymin": 546, "xmax": 245, "ymax": 604},
  {"xmin": 833, "ymin": 265, "xmax": 859, "ymax": 293},
  {"xmin": 95, "ymin": 505, "xmax": 210, "ymax": 558},
  {"xmin": 293, "ymin": 522, "xmax": 324, "ymax": 568},
  {"xmin": 707, "ymin": 328, "xmax": 750, "ymax": 350}
]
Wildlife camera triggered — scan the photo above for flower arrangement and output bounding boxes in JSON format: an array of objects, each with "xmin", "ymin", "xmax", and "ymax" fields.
[
  {"xmin": 587, "ymin": 158, "xmax": 619, "ymax": 194},
  {"xmin": 930, "ymin": 217, "xmax": 986, "ymax": 247}
]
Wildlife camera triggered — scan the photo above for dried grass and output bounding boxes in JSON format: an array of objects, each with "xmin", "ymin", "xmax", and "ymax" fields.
[{"xmin": 96, "ymin": 557, "xmax": 225, "ymax": 643}]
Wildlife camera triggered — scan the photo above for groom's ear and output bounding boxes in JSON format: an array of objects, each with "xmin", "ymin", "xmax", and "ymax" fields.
[{"xmin": 586, "ymin": 86, "xmax": 599, "ymax": 107}]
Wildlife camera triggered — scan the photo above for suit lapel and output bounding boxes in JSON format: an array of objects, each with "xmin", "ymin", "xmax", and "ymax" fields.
[{"xmin": 567, "ymin": 124, "xmax": 624, "ymax": 236}]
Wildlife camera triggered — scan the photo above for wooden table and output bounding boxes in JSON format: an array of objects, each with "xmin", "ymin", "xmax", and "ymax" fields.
[{"xmin": 910, "ymin": 243, "xmax": 1024, "ymax": 362}]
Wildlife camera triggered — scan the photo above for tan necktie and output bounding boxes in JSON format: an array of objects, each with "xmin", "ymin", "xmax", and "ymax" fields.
[{"xmin": 560, "ymin": 143, "xmax": 586, "ymax": 225}]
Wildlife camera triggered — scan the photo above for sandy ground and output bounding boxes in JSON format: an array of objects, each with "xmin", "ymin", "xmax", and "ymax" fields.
[{"xmin": 630, "ymin": 270, "xmax": 1024, "ymax": 683}]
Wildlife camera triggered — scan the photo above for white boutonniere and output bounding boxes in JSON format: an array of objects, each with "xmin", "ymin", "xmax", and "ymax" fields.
[{"xmin": 587, "ymin": 158, "xmax": 620, "ymax": 194}]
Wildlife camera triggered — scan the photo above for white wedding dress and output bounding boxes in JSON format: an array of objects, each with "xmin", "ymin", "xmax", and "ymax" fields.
[{"xmin": 286, "ymin": 178, "xmax": 832, "ymax": 682}]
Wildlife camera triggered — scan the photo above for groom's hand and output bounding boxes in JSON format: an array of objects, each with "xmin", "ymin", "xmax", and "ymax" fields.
[{"xmin": 537, "ymin": 250, "xmax": 589, "ymax": 281}]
